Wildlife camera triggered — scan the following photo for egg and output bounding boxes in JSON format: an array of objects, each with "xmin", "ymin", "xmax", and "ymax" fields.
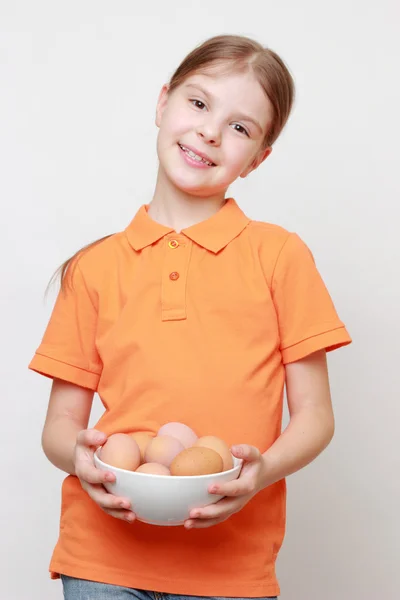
[
  {"xmin": 193, "ymin": 435, "xmax": 234, "ymax": 471},
  {"xmin": 135, "ymin": 463, "xmax": 171, "ymax": 476},
  {"xmin": 130, "ymin": 432, "xmax": 155, "ymax": 463},
  {"xmin": 157, "ymin": 422, "xmax": 197, "ymax": 448},
  {"xmin": 100, "ymin": 433, "xmax": 141, "ymax": 471},
  {"xmin": 145, "ymin": 435, "xmax": 185, "ymax": 467},
  {"xmin": 170, "ymin": 447, "xmax": 223, "ymax": 476}
]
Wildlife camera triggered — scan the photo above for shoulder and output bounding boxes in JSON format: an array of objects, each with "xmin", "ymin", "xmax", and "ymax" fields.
[
  {"xmin": 246, "ymin": 219, "xmax": 291, "ymax": 247},
  {"xmin": 79, "ymin": 232, "xmax": 125, "ymax": 266},
  {"xmin": 246, "ymin": 219, "xmax": 313, "ymax": 256},
  {"xmin": 66, "ymin": 231, "xmax": 127, "ymax": 290},
  {"xmin": 245, "ymin": 219, "xmax": 300, "ymax": 262},
  {"xmin": 244, "ymin": 220, "xmax": 315, "ymax": 285}
]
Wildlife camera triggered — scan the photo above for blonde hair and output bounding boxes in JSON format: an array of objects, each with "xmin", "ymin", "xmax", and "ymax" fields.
[{"xmin": 51, "ymin": 34, "xmax": 295, "ymax": 291}]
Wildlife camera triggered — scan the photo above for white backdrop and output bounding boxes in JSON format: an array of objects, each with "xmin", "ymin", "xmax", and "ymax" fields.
[{"xmin": 1, "ymin": 1, "xmax": 399, "ymax": 598}]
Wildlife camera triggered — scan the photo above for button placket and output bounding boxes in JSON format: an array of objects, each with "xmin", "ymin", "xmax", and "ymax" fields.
[{"xmin": 161, "ymin": 237, "xmax": 191, "ymax": 321}]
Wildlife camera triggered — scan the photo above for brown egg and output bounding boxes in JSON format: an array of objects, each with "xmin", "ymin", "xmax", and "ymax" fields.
[
  {"xmin": 145, "ymin": 435, "xmax": 185, "ymax": 467},
  {"xmin": 157, "ymin": 422, "xmax": 197, "ymax": 448},
  {"xmin": 136, "ymin": 463, "xmax": 171, "ymax": 476},
  {"xmin": 100, "ymin": 433, "xmax": 141, "ymax": 471},
  {"xmin": 193, "ymin": 435, "xmax": 233, "ymax": 471},
  {"xmin": 130, "ymin": 432, "xmax": 155, "ymax": 463},
  {"xmin": 170, "ymin": 447, "xmax": 223, "ymax": 476}
]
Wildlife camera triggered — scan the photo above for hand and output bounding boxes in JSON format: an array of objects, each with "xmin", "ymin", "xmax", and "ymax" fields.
[
  {"xmin": 184, "ymin": 444, "xmax": 267, "ymax": 529},
  {"xmin": 73, "ymin": 429, "xmax": 136, "ymax": 523}
]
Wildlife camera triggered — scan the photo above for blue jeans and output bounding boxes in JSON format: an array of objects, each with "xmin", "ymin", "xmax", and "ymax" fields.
[{"xmin": 61, "ymin": 576, "xmax": 278, "ymax": 600}]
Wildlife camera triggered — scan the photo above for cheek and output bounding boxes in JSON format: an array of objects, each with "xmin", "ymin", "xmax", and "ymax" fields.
[
  {"xmin": 157, "ymin": 125, "xmax": 176, "ymax": 156},
  {"xmin": 162, "ymin": 105, "xmax": 192, "ymax": 138},
  {"xmin": 224, "ymin": 142, "xmax": 252, "ymax": 173}
]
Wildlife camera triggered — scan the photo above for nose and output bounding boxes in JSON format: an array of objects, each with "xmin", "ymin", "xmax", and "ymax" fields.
[{"xmin": 196, "ymin": 117, "xmax": 221, "ymax": 146}]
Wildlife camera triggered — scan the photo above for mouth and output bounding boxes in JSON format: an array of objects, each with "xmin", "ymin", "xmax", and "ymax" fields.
[{"xmin": 178, "ymin": 143, "xmax": 216, "ymax": 167}]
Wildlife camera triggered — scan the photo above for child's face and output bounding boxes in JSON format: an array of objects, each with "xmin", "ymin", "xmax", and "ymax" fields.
[{"xmin": 155, "ymin": 67, "xmax": 274, "ymax": 198}]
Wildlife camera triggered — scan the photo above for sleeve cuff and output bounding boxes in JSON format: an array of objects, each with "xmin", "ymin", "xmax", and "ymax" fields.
[
  {"xmin": 281, "ymin": 326, "xmax": 352, "ymax": 364},
  {"xmin": 29, "ymin": 353, "xmax": 101, "ymax": 391}
]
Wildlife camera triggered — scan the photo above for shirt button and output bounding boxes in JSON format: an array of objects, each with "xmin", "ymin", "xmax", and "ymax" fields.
[
  {"xmin": 168, "ymin": 240, "xmax": 179, "ymax": 249},
  {"xmin": 169, "ymin": 272, "xmax": 180, "ymax": 281}
]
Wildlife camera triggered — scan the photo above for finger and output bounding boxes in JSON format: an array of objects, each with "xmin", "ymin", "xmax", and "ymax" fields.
[
  {"xmin": 103, "ymin": 508, "xmax": 136, "ymax": 523},
  {"xmin": 208, "ymin": 478, "xmax": 256, "ymax": 497},
  {"xmin": 76, "ymin": 461, "xmax": 115, "ymax": 485},
  {"xmin": 77, "ymin": 428, "xmax": 107, "ymax": 448},
  {"xmin": 231, "ymin": 444, "xmax": 261, "ymax": 462},
  {"xmin": 185, "ymin": 516, "xmax": 227, "ymax": 529},
  {"xmin": 189, "ymin": 497, "xmax": 238, "ymax": 520},
  {"xmin": 82, "ymin": 481, "xmax": 132, "ymax": 512},
  {"xmin": 83, "ymin": 483, "xmax": 135, "ymax": 522}
]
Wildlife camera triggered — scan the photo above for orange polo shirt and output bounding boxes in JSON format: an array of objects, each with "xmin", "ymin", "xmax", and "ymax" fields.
[{"xmin": 29, "ymin": 198, "xmax": 351, "ymax": 597}]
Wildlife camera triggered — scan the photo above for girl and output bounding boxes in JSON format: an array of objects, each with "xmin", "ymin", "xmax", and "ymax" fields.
[{"xmin": 29, "ymin": 34, "xmax": 351, "ymax": 599}]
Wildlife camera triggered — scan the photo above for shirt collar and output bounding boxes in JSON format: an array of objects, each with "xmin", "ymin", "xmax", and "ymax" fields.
[{"xmin": 124, "ymin": 198, "xmax": 251, "ymax": 254}]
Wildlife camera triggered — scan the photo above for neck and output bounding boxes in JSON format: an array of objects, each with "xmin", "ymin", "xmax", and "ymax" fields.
[{"xmin": 148, "ymin": 166, "xmax": 227, "ymax": 232}]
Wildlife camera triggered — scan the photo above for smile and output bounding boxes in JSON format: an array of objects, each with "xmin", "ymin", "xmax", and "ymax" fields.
[{"xmin": 178, "ymin": 143, "xmax": 216, "ymax": 167}]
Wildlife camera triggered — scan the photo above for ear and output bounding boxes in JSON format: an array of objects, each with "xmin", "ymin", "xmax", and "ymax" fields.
[
  {"xmin": 155, "ymin": 84, "xmax": 170, "ymax": 128},
  {"xmin": 240, "ymin": 146, "xmax": 273, "ymax": 178}
]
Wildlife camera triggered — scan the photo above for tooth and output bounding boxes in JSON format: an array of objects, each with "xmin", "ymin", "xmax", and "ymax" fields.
[
  {"xmin": 181, "ymin": 144, "xmax": 212, "ymax": 165},
  {"xmin": 190, "ymin": 151, "xmax": 202, "ymax": 161}
]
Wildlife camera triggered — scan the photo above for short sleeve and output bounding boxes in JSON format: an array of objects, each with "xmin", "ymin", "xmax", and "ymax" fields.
[
  {"xmin": 28, "ymin": 262, "xmax": 102, "ymax": 390},
  {"xmin": 271, "ymin": 233, "xmax": 352, "ymax": 364}
]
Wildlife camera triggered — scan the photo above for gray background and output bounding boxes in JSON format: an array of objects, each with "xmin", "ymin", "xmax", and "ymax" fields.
[{"xmin": 1, "ymin": 1, "xmax": 399, "ymax": 598}]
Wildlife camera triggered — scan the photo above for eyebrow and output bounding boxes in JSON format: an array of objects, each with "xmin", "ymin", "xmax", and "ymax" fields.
[{"xmin": 184, "ymin": 83, "xmax": 264, "ymax": 134}]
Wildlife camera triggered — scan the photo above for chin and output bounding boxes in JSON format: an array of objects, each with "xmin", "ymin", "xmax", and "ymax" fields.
[
  {"xmin": 174, "ymin": 183, "xmax": 216, "ymax": 197},
  {"xmin": 164, "ymin": 169, "xmax": 216, "ymax": 197},
  {"xmin": 158, "ymin": 152, "xmax": 230, "ymax": 197},
  {"xmin": 175, "ymin": 179, "xmax": 225, "ymax": 198}
]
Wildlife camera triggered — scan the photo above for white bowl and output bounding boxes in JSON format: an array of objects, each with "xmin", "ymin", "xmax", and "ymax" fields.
[{"xmin": 94, "ymin": 450, "xmax": 242, "ymax": 526}]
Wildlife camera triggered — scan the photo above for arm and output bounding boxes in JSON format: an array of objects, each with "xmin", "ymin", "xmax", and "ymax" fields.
[
  {"xmin": 185, "ymin": 349, "xmax": 335, "ymax": 528},
  {"xmin": 41, "ymin": 378, "xmax": 135, "ymax": 522},
  {"xmin": 42, "ymin": 378, "xmax": 94, "ymax": 475},
  {"xmin": 261, "ymin": 348, "xmax": 335, "ymax": 486}
]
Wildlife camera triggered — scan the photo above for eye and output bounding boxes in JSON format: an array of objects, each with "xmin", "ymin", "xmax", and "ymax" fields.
[
  {"xmin": 190, "ymin": 99, "xmax": 207, "ymax": 110},
  {"xmin": 232, "ymin": 123, "xmax": 249, "ymax": 137}
]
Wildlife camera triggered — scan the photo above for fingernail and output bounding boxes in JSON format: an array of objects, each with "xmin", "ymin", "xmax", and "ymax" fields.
[
  {"xmin": 125, "ymin": 513, "xmax": 134, "ymax": 522},
  {"xmin": 191, "ymin": 511, "xmax": 199, "ymax": 518},
  {"xmin": 120, "ymin": 501, "xmax": 129, "ymax": 509},
  {"xmin": 233, "ymin": 446, "xmax": 243, "ymax": 456},
  {"xmin": 210, "ymin": 486, "xmax": 218, "ymax": 493},
  {"xmin": 185, "ymin": 521, "xmax": 193, "ymax": 529}
]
